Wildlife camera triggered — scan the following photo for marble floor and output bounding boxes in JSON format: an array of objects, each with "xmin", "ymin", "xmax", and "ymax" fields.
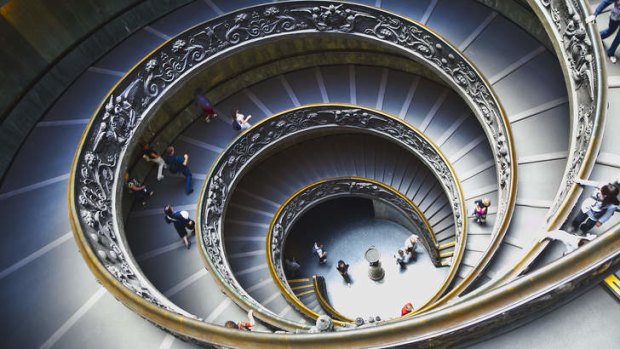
[{"xmin": 284, "ymin": 198, "xmax": 450, "ymax": 320}]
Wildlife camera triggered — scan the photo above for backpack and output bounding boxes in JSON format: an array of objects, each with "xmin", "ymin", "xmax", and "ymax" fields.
[{"xmin": 232, "ymin": 119, "xmax": 242, "ymax": 131}]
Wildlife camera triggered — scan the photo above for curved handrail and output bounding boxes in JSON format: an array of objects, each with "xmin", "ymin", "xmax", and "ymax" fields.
[
  {"xmin": 265, "ymin": 176, "xmax": 441, "ymax": 325},
  {"xmin": 532, "ymin": 0, "xmax": 607, "ymax": 226},
  {"xmin": 198, "ymin": 105, "xmax": 466, "ymax": 329},
  {"xmin": 69, "ymin": 1, "xmax": 516, "ymax": 344},
  {"xmin": 313, "ymin": 275, "xmax": 353, "ymax": 323},
  {"xmin": 462, "ymin": 0, "xmax": 609, "ymax": 294}
]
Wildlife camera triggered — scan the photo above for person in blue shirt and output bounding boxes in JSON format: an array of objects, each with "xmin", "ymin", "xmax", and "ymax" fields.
[
  {"xmin": 571, "ymin": 182, "xmax": 619, "ymax": 234},
  {"xmin": 164, "ymin": 205, "xmax": 195, "ymax": 249},
  {"xmin": 587, "ymin": 0, "xmax": 620, "ymax": 63},
  {"xmin": 163, "ymin": 145, "xmax": 193, "ymax": 195}
]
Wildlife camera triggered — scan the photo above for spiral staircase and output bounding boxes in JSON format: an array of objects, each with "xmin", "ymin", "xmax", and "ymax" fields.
[{"xmin": 1, "ymin": 0, "xmax": 620, "ymax": 348}]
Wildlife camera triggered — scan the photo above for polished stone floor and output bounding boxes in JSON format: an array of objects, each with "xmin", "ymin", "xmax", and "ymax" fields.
[{"xmin": 284, "ymin": 198, "xmax": 449, "ymax": 320}]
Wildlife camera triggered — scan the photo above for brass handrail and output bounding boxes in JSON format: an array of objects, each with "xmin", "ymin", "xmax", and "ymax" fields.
[
  {"xmin": 313, "ymin": 275, "xmax": 353, "ymax": 323},
  {"xmin": 459, "ymin": 0, "xmax": 609, "ymax": 295},
  {"xmin": 199, "ymin": 104, "xmax": 467, "ymax": 330},
  {"xmin": 69, "ymin": 1, "xmax": 523, "ymax": 344},
  {"xmin": 265, "ymin": 176, "xmax": 442, "ymax": 325}
]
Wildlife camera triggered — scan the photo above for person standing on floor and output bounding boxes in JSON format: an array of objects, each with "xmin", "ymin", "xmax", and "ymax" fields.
[
  {"xmin": 195, "ymin": 88, "xmax": 217, "ymax": 123},
  {"xmin": 336, "ymin": 260, "xmax": 351, "ymax": 286},
  {"xmin": 394, "ymin": 248, "xmax": 407, "ymax": 269},
  {"xmin": 164, "ymin": 205, "xmax": 195, "ymax": 249},
  {"xmin": 142, "ymin": 144, "xmax": 166, "ymax": 182},
  {"xmin": 285, "ymin": 257, "xmax": 301, "ymax": 277},
  {"xmin": 163, "ymin": 145, "xmax": 193, "ymax": 195},
  {"xmin": 587, "ymin": 0, "xmax": 620, "ymax": 63},
  {"xmin": 312, "ymin": 242, "xmax": 328, "ymax": 264},
  {"xmin": 404, "ymin": 234, "xmax": 419, "ymax": 260},
  {"xmin": 571, "ymin": 183, "xmax": 619, "ymax": 234}
]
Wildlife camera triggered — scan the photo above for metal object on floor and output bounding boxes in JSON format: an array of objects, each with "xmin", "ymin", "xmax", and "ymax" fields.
[{"xmin": 365, "ymin": 247, "xmax": 385, "ymax": 281}]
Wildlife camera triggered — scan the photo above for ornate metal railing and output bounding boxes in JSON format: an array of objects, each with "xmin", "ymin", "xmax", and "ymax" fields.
[
  {"xmin": 532, "ymin": 0, "xmax": 607, "ymax": 225},
  {"xmin": 313, "ymin": 275, "xmax": 353, "ymax": 323},
  {"xmin": 465, "ymin": 0, "xmax": 609, "ymax": 293},
  {"xmin": 266, "ymin": 176, "xmax": 440, "ymax": 324},
  {"xmin": 199, "ymin": 105, "xmax": 466, "ymax": 329},
  {"xmin": 68, "ymin": 1, "xmax": 519, "ymax": 345}
]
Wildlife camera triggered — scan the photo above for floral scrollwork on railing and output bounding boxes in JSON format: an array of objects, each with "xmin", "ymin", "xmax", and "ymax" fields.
[
  {"xmin": 268, "ymin": 177, "xmax": 440, "ymax": 316},
  {"xmin": 200, "ymin": 105, "xmax": 465, "ymax": 327},
  {"xmin": 533, "ymin": 0, "xmax": 606, "ymax": 222},
  {"xmin": 71, "ymin": 0, "xmax": 511, "ymax": 333}
]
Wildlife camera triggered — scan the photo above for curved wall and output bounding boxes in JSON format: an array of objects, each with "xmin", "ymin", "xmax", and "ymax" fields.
[{"xmin": 0, "ymin": 0, "xmax": 193, "ymax": 181}]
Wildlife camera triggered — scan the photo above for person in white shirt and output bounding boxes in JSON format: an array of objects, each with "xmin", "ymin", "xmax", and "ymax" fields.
[
  {"xmin": 232, "ymin": 108, "xmax": 252, "ymax": 130},
  {"xmin": 404, "ymin": 234, "xmax": 419, "ymax": 259}
]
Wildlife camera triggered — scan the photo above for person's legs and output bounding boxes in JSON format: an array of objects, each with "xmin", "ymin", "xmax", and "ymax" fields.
[
  {"xmin": 602, "ymin": 19, "xmax": 620, "ymax": 61},
  {"xmin": 571, "ymin": 211, "xmax": 588, "ymax": 230},
  {"xmin": 137, "ymin": 190, "xmax": 148, "ymax": 205},
  {"xmin": 609, "ymin": 25, "xmax": 620, "ymax": 58},
  {"xmin": 183, "ymin": 167, "xmax": 193, "ymax": 194},
  {"xmin": 154, "ymin": 157, "xmax": 166, "ymax": 181},
  {"xmin": 601, "ymin": 18, "xmax": 620, "ymax": 39},
  {"xmin": 174, "ymin": 225, "xmax": 190, "ymax": 248},
  {"xmin": 579, "ymin": 217, "xmax": 597, "ymax": 233}
]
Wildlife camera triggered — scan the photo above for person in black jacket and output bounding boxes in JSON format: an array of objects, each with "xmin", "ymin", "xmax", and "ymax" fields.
[
  {"xmin": 164, "ymin": 205, "xmax": 195, "ymax": 249},
  {"xmin": 337, "ymin": 260, "xmax": 351, "ymax": 286},
  {"xmin": 163, "ymin": 146, "xmax": 193, "ymax": 195}
]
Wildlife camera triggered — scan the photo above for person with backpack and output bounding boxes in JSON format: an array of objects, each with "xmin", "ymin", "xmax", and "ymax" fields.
[{"xmin": 164, "ymin": 205, "xmax": 195, "ymax": 249}]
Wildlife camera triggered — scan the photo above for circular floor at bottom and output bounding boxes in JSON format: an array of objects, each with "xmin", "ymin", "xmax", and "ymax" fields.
[{"xmin": 284, "ymin": 198, "xmax": 450, "ymax": 320}]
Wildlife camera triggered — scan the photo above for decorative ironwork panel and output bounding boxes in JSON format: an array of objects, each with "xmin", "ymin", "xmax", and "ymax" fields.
[
  {"xmin": 200, "ymin": 105, "xmax": 465, "ymax": 323},
  {"xmin": 268, "ymin": 177, "xmax": 439, "ymax": 295},
  {"xmin": 534, "ymin": 0, "xmax": 606, "ymax": 221},
  {"xmin": 71, "ymin": 0, "xmax": 513, "ymax": 328}
]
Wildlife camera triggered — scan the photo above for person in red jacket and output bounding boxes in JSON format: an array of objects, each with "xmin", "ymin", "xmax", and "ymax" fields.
[
  {"xmin": 401, "ymin": 302, "xmax": 414, "ymax": 316},
  {"xmin": 225, "ymin": 310, "xmax": 255, "ymax": 331}
]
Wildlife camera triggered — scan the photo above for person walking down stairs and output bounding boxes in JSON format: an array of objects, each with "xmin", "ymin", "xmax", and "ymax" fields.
[{"xmin": 587, "ymin": 0, "xmax": 620, "ymax": 63}]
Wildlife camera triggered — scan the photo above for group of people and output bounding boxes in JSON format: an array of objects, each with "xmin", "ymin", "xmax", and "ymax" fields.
[
  {"xmin": 545, "ymin": 178, "xmax": 619, "ymax": 255},
  {"xmin": 140, "ymin": 144, "xmax": 194, "ymax": 195},
  {"xmin": 195, "ymin": 88, "xmax": 252, "ymax": 130},
  {"xmin": 473, "ymin": 198, "xmax": 491, "ymax": 224},
  {"xmin": 394, "ymin": 234, "xmax": 419, "ymax": 269},
  {"xmin": 128, "ymin": 91, "xmax": 259, "ymax": 251},
  {"xmin": 125, "ymin": 144, "xmax": 193, "ymax": 208},
  {"xmin": 310, "ymin": 242, "xmax": 352, "ymax": 285}
]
